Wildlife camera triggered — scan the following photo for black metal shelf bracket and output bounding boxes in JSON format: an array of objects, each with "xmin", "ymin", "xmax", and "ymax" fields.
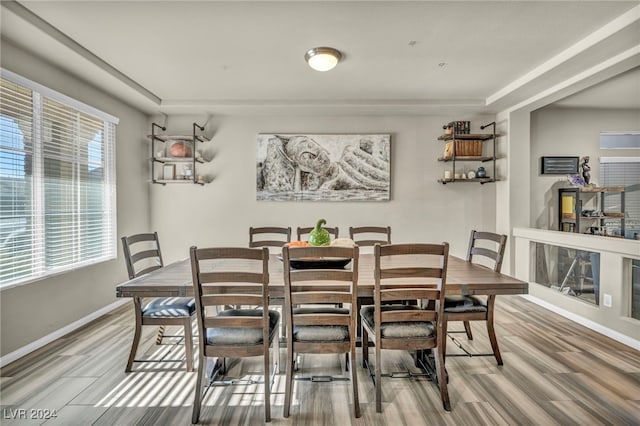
[
  {"xmin": 480, "ymin": 121, "xmax": 497, "ymax": 183},
  {"xmin": 151, "ymin": 122, "xmax": 167, "ymax": 185}
]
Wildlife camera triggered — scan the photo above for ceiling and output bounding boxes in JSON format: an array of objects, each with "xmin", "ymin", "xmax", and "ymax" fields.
[{"xmin": 1, "ymin": 1, "xmax": 639, "ymax": 116}]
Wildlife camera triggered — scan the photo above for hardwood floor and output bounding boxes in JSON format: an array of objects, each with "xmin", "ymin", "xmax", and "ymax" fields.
[{"xmin": 1, "ymin": 296, "xmax": 639, "ymax": 425}]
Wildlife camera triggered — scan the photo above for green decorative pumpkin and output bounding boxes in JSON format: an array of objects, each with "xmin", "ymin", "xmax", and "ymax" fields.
[{"xmin": 309, "ymin": 219, "xmax": 330, "ymax": 246}]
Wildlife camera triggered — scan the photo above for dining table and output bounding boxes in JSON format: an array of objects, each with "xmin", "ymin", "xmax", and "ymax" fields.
[
  {"xmin": 116, "ymin": 252, "xmax": 528, "ymax": 299},
  {"xmin": 116, "ymin": 250, "xmax": 528, "ymax": 379}
]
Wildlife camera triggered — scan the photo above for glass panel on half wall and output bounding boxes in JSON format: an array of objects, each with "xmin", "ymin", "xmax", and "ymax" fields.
[{"xmin": 534, "ymin": 242, "xmax": 600, "ymax": 305}]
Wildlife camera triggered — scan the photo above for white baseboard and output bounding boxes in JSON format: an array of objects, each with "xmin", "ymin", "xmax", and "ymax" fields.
[
  {"xmin": 521, "ymin": 295, "xmax": 640, "ymax": 351},
  {"xmin": 0, "ymin": 299, "xmax": 129, "ymax": 368}
]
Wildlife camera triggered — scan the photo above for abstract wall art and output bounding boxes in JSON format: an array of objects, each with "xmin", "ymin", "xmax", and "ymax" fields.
[{"xmin": 256, "ymin": 134, "xmax": 391, "ymax": 201}]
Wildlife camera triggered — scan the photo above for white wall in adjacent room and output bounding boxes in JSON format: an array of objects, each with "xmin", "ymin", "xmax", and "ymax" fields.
[{"xmin": 530, "ymin": 107, "xmax": 639, "ymax": 231}]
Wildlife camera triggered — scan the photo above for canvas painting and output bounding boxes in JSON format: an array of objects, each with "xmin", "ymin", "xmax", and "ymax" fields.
[{"xmin": 256, "ymin": 134, "xmax": 391, "ymax": 201}]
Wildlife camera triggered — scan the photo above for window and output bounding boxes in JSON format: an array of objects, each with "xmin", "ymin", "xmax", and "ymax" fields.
[
  {"xmin": 600, "ymin": 157, "xmax": 640, "ymax": 239},
  {"xmin": 0, "ymin": 69, "xmax": 118, "ymax": 287}
]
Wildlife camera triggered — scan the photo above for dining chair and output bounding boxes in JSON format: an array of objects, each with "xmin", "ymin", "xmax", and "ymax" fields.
[
  {"xmin": 349, "ymin": 226, "xmax": 391, "ymax": 246},
  {"xmin": 443, "ymin": 230, "xmax": 507, "ymax": 365},
  {"xmin": 249, "ymin": 226, "xmax": 292, "ymax": 248},
  {"xmin": 281, "ymin": 245, "xmax": 361, "ymax": 418},
  {"xmin": 121, "ymin": 232, "xmax": 195, "ymax": 372},
  {"xmin": 349, "ymin": 226, "xmax": 392, "ymax": 336},
  {"xmin": 296, "ymin": 225, "xmax": 339, "ymax": 242},
  {"xmin": 361, "ymin": 242, "xmax": 451, "ymax": 412},
  {"xmin": 190, "ymin": 246, "xmax": 280, "ymax": 424}
]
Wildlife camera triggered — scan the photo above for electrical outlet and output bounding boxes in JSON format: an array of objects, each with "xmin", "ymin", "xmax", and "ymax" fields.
[{"xmin": 603, "ymin": 294, "xmax": 612, "ymax": 307}]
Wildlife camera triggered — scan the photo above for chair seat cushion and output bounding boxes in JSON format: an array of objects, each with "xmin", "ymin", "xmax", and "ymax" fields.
[
  {"xmin": 360, "ymin": 305, "xmax": 435, "ymax": 338},
  {"xmin": 205, "ymin": 309, "xmax": 280, "ymax": 346},
  {"xmin": 142, "ymin": 297, "xmax": 195, "ymax": 317},
  {"xmin": 292, "ymin": 307, "xmax": 350, "ymax": 342},
  {"xmin": 444, "ymin": 295, "xmax": 487, "ymax": 313}
]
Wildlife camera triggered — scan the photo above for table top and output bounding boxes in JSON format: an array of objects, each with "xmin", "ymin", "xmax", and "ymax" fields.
[{"xmin": 116, "ymin": 253, "xmax": 528, "ymax": 298}]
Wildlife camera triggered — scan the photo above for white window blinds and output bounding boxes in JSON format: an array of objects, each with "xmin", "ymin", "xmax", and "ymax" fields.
[
  {"xmin": 600, "ymin": 157, "xmax": 640, "ymax": 239},
  {"xmin": 0, "ymin": 70, "xmax": 117, "ymax": 287}
]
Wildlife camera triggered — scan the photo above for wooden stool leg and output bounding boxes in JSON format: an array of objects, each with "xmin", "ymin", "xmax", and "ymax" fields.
[
  {"xmin": 441, "ymin": 318, "xmax": 448, "ymax": 364},
  {"xmin": 361, "ymin": 326, "xmax": 369, "ymax": 368},
  {"xmin": 263, "ymin": 341, "xmax": 271, "ymax": 422},
  {"xmin": 126, "ymin": 299, "xmax": 143, "ymax": 373},
  {"xmin": 486, "ymin": 296, "xmax": 503, "ymax": 365},
  {"xmin": 350, "ymin": 347, "xmax": 361, "ymax": 417},
  {"xmin": 283, "ymin": 341, "xmax": 294, "ymax": 417},
  {"xmin": 192, "ymin": 355, "xmax": 206, "ymax": 424},
  {"xmin": 156, "ymin": 325, "xmax": 165, "ymax": 345},
  {"xmin": 463, "ymin": 321, "xmax": 473, "ymax": 340},
  {"xmin": 184, "ymin": 317, "xmax": 194, "ymax": 372},
  {"xmin": 375, "ymin": 338, "xmax": 382, "ymax": 413}
]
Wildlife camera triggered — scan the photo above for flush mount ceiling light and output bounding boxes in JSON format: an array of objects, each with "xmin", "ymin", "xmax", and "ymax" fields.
[{"xmin": 305, "ymin": 47, "xmax": 342, "ymax": 72}]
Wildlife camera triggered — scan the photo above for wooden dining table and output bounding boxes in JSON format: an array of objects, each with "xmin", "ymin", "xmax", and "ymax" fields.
[
  {"xmin": 116, "ymin": 251, "xmax": 527, "ymax": 378},
  {"xmin": 116, "ymin": 253, "xmax": 528, "ymax": 299}
]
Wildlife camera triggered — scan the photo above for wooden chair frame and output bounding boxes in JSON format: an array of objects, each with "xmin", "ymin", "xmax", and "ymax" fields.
[
  {"xmin": 249, "ymin": 226, "xmax": 292, "ymax": 248},
  {"xmin": 349, "ymin": 226, "xmax": 391, "ymax": 247},
  {"xmin": 296, "ymin": 225, "xmax": 339, "ymax": 241},
  {"xmin": 361, "ymin": 242, "xmax": 451, "ymax": 412},
  {"xmin": 282, "ymin": 245, "xmax": 361, "ymax": 418},
  {"xmin": 190, "ymin": 246, "xmax": 278, "ymax": 423},
  {"xmin": 121, "ymin": 232, "xmax": 194, "ymax": 373},
  {"xmin": 443, "ymin": 230, "xmax": 507, "ymax": 365},
  {"xmin": 349, "ymin": 226, "xmax": 391, "ymax": 337}
]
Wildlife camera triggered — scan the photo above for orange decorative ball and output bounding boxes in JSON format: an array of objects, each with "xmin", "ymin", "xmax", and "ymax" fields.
[{"xmin": 169, "ymin": 142, "xmax": 191, "ymax": 157}]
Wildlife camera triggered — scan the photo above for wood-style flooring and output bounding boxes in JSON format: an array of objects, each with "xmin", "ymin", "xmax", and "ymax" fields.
[{"xmin": 1, "ymin": 296, "xmax": 639, "ymax": 425}]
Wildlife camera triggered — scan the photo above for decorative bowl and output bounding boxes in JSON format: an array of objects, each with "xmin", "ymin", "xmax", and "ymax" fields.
[{"xmin": 277, "ymin": 255, "xmax": 351, "ymax": 270}]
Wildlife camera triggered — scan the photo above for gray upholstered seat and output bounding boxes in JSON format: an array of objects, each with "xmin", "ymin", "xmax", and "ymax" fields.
[
  {"xmin": 444, "ymin": 295, "xmax": 487, "ymax": 313},
  {"xmin": 205, "ymin": 309, "xmax": 280, "ymax": 346},
  {"xmin": 361, "ymin": 305, "xmax": 435, "ymax": 338},
  {"xmin": 292, "ymin": 307, "xmax": 350, "ymax": 342},
  {"xmin": 143, "ymin": 297, "xmax": 196, "ymax": 317}
]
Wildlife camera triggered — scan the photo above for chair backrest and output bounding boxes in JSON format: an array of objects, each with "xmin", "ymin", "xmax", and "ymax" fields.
[
  {"xmin": 282, "ymin": 245, "xmax": 359, "ymax": 350},
  {"xmin": 249, "ymin": 226, "xmax": 292, "ymax": 248},
  {"xmin": 349, "ymin": 226, "xmax": 391, "ymax": 246},
  {"xmin": 374, "ymin": 242, "xmax": 449, "ymax": 348},
  {"xmin": 121, "ymin": 232, "xmax": 164, "ymax": 279},
  {"xmin": 466, "ymin": 230, "xmax": 507, "ymax": 273},
  {"xmin": 190, "ymin": 246, "xmax": 271, "ymax": 357},
  {"xmin": 296, "ymin": 226, "xmax": 339, "ymax": 241}
]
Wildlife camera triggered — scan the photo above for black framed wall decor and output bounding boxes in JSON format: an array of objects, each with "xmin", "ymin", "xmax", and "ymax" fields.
[{"xmin": 540, "ymin": 156, "xmax": 580, "ymax": 175}]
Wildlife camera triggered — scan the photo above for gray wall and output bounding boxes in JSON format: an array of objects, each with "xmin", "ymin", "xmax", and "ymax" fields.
[
  {"xmin": 0, "ymin": 39, "xmax": 150, "ymax": 357},
  {"xmin": 150, "ymin": 115, "xmax": 498, "ymax": 264},
  {"xmin": 0, "ymin": 40, "xmax": 499, "ymax": 358},
  {"xmin": 530, "ymin": 107, "xmax": 640, "ymax": 231}
]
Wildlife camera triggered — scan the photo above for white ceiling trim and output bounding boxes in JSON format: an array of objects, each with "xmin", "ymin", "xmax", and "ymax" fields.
[
  {"xmin": 160, "ymin": 98, "xmax": 486, "ymax": 107},
  {"xmin": 486, "ymin": 3, "xmax": 640, "ymax": 106},
  {"xmin": 502, "ymin": 44, "xmax": 640, "ymax": 114},
  {"xmin": 3, "ymin": 0, "xmax": 161, "ymax": 105}
]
